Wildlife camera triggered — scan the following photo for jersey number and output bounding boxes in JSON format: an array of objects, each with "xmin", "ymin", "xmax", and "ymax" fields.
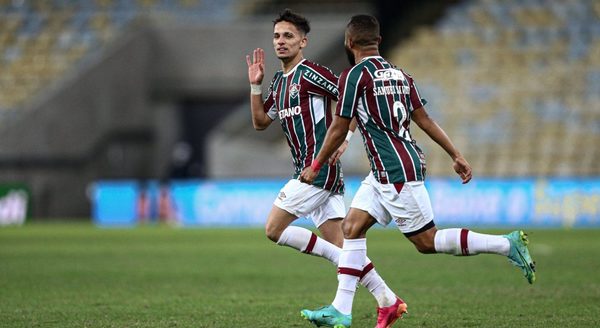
[{"xmin": 393, "ymin": 101, "xmax": 409, "ymax": 137}]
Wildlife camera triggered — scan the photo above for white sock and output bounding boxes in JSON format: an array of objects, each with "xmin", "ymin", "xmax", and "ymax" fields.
[
  {"xmin": 332, "ymin": 238, "xmax": 366, "ymax": 315},
  {"xmin": 278, "ymin": 228, "xmax": 397, "ymax": 307},
  {"xmin": 360, "ymin": 261, "xmax": 397, "ymax": 307},
  {"xmin": 277, "ymin": 226, "xmax": 339, "ymax": 264},
  {"xmin": 434, "ymin": 228, "xmax": 510, "ymax": 256}
]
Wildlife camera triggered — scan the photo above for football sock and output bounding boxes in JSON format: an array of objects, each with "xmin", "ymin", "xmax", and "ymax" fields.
[
  {"xmin": 332, "ymin": 238, "xmax": 366, "ymax": 315},
  {"xmin": 434, "ymin": 228, "xmax": 510, "ymax": 256},
  {"xmin": 277, "ymin": 228, "xmax": 397, "ymax": 307},
  {"xmin": 276, "ymin": 226, "xmax": 339, "ymax": 264},
  {"xmin": 359, "ymin": 263, "xmax": 397, "ymax": 307}
]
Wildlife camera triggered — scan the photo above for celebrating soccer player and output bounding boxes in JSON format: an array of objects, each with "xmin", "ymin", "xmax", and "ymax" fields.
[
  {"xmin": 300, "ymin": 14, "xmax": 536, "ymax": 327},
  {"xmin": 245, "ymin": 9, "xmax": 405, "ymax": 327}
]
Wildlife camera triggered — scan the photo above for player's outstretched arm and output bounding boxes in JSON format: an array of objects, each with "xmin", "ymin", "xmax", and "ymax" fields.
[
  {"xmin": 300, "ymin": 115, "xmax": 352, "ymax": 184},
  {"xmin": 246, "ymin": 48, "xmax": 272, "ymax": 130},
  {"xmin": 412, "ymin": 106, "xmax": 472, "ymax": 184},
  {"xmin": 329, "ymin": 118, "xmax": 357, "ymax": 165}
]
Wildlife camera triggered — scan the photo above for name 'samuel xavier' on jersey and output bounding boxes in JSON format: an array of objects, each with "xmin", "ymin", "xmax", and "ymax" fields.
[
  {"xmin": 263, "ymin": 59, "xmax": 344, "ymax": 193},
  {"xmin": 337, "ymin": 56, "xmax": 427, "ymax": 184}
]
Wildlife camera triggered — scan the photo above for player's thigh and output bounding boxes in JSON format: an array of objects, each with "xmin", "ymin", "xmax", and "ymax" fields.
[
  {"xmin": 273, "ymin": 179, "xmax": 330, "ymax": 218},
  {"xmin": 264, "ymin": 205, "xmax": 298, "ymax": 242}
]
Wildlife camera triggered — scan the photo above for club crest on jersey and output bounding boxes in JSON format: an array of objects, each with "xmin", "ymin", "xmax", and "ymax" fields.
[{"xmin": 289, "ymin": 83, "xmax": 301, "ymax": 98}]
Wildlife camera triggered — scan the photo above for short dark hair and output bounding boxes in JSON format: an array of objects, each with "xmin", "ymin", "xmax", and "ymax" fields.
[
  {"xmin": 346, "ymin": 14, "xmax": 380, "ymax": 46},
  {"xmin": 273, "ymin": 9, "xmax": 311, "ymax": 35}
]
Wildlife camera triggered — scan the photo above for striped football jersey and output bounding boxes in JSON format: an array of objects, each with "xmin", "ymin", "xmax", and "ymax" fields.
[
  {"xmin": 336, "ymin": 56, "xmax": 427, "ymax": 184},
  {"xmin": 264, "ymin": 59, "xmax": 344, "ymax": 193}
]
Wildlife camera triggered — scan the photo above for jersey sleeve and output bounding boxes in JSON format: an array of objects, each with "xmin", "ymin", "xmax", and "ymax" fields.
[
  {"xmin": 336, "ymin": 67, "xmax": 363, "ymax": 119},
  {"xmin": 263, "ymin": 76, "xmax": 278, "ymax": 120},
  {"xmin": 303, "ymin": 62, "xmax": 339, "ymax": 101},
  {"xmin": 405, "ymin": 72, "xmax": 427, "ymax": 111}
]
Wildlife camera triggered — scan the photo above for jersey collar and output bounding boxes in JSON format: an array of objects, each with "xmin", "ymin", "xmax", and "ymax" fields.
[
  {"xmin": 282, "ymin": 58, "xmax": 306, "ymax": 77},
  {"xmin": 359, "ymin": 55, "xmax": 382, "ymax": 63}
]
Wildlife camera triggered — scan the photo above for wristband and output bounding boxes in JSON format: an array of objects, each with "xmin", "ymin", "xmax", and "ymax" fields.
[
  {"xmin": 310, "ymin": 160, "xmax": 323, "ymax": 172},
  {"xmin": 250, "ymin": 84, "xmax": 262, "ymax": 95},
  {"xmin": 345, "ymin": 130, "xmax": 354, "ymax": 142}
]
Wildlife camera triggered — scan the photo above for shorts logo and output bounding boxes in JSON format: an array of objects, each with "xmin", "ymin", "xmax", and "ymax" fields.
[
  {"xmin": 395, "ymin": 217, "xmax": 407, "ymax": 227},
  {"xmin": 278, "ymin": 192, "xmax": 286, "ymax": 200},
  {"xmin": 289, "ymin": 83, "xmax": 301, "ymax": 98}
]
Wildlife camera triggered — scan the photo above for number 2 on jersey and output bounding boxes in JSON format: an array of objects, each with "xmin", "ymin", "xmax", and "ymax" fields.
[{"xmin": 393, "ymin": 101, "xmax": 408, "ymax": 136}]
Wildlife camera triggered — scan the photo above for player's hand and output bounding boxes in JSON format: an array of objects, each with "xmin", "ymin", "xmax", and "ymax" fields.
[
  {"xmin": 246, "ymin": 48, "xmax": 265, "ymax": 85},
  {"xmin": 299, "ymin": 167, "xmax": 318, "ymax": 185},
  {"xmin": 329, "ymin": 140, "xmax": 349, "ymax": 165},
  {"xmin": 453, "ymin": 156, "xmax": 472, "ymax": 184}
]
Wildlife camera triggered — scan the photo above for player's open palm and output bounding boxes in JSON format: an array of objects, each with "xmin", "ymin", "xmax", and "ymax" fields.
[
  {"xmin": 453, "ymin": 156, "xmax": 472, "ymax": 184},
  {"xmin": 246, "ymin": 48, "xmax": 265, "ymax": 85}
]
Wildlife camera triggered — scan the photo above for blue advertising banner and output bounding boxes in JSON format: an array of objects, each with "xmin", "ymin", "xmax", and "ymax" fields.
[{"xmin": 91, "ymin": 178, "xmax": 600, "ymax": 228}]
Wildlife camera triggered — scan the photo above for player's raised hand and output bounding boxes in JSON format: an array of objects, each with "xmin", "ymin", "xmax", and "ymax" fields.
[
  {"xmin": 329, "ymin": 140, "xmax": 349, "ymax": 165},
  {"xmin": 246, "ymin": 48, "xmax": 265, "ymax": 85},
  {"xmin": 453, "ymin": 156, "xmax": 472, "ymax": 184}
]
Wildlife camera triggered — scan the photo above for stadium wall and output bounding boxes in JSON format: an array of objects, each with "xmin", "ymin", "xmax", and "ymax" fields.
[{"xmin": 92, "ymin": 177, "xmax": 600, "ymax": 228}]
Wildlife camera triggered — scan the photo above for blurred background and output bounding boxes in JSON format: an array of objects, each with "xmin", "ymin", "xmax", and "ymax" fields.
[{"xmin": 0, "ymin": 0, "xmax": 598, "ymax": 226}]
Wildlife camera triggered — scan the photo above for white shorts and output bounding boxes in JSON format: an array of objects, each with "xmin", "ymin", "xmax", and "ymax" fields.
[
  {"xmin": 274, "ymin": 179, "xmax": 345, "ymax": 227},
  {"xmin": 350, "ymin": 172, "xmax": 434, "ymax": 234}
]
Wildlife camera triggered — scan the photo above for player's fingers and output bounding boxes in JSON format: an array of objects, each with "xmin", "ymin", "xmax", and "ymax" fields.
[
  {"xmin": 246, "ymin": 55, "xmax": 251, "ymax": 67},
  {"xmin": 462, "ymin": 172, "xmax": 472, "ymax": 184},
  {"xmin": 258, "ymin": 48, "xmax": 264, "ymax": 63},
  {"xmin": 329, "ymin": 152, "xmax": 340, "ymax": 165}
]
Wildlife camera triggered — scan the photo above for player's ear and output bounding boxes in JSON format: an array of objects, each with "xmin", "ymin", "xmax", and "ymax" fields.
[
  {"xmin": 300, "ymin": 35, "xmax": 308, "ymax": 49},
  {"xmin": 347, "ymin": 37, "xmax": 354, "ymax": 49}
]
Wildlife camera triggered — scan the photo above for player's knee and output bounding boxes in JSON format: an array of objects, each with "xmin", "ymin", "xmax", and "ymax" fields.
[
  {"xmin": 264, "ymin": 224, "xmax": 281, "ymax": 243},
  {"xmin": 414, "ymin": 240, "xmax": 436, "ymax": 254},
  {"xmin": 341, "ymin": 220, "xmax": 362, "ymax": 239}
]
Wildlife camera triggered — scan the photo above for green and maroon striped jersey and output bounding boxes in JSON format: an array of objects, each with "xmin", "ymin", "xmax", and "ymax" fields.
[
  {"xmin": 263, "ymin": 59, "xmax": 344, "ymax": 193},
  {"xmin": 336, "ymin": 56, "xmax": 427, "ymax": 184}
]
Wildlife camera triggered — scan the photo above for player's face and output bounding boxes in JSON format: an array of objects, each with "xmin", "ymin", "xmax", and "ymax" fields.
[{"xmin": 273, "ymin": 21, "xmax": 307, "ymax": 62}]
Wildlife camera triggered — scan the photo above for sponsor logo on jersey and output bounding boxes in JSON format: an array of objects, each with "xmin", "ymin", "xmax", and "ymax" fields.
[
  {"xmin": 278, "ymin": 106, "xmax": 301, "ymax": 120},
  {"xmin": 373, "ymin": 68, "xmax": 405, "ymax": 81},
  {"xmin": 278, "ymin": 192, "xmax": 286, "ymax": 200},
  {"xmin": 289, "ymin": 83, "xmax": 301, "ymax": 98},
  {"xmin": 304, "ymin": 70, "xmax": 336, "ymax": 94}
]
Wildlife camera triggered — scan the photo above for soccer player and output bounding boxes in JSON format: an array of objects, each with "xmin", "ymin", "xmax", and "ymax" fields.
[
  {"xmin": 245, "ymin": 10, "xmax": 405, "ymax": 326},
  {"xmin": 299, "ymin": 14, "xmax": 536, "ymax": 327}
]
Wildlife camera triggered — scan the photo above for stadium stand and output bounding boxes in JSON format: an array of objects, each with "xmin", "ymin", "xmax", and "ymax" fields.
[
  {"xmin": 0, "ymin": 0, "xmax": 246, "ymax": 115},
  {"xmin": 389, "ymin": 0, "xmax": 600, "ymax": 177}
]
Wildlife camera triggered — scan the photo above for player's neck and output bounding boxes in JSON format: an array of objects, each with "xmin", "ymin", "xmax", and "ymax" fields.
[
  {"xmin": 354, "ymin": 47, "xmax": 380, "ymax": 63},
  {"xmin": 281, "ymin": 54, "xmax": 304, "ymax": 73}
]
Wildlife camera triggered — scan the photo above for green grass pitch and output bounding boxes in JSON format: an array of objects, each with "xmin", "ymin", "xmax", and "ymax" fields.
[{"xmin": 1, "ymin": 223, "xmax": 600, "ymax": 327}]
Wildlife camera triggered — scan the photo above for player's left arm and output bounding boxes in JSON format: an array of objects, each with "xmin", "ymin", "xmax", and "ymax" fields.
[
  {"xmin": 300, "ymin": 115, "xmax": 351, "ymax": 184},
  {"xmin": 412, "ymin": 106, "xmax": 472, "ymax": 184}
]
